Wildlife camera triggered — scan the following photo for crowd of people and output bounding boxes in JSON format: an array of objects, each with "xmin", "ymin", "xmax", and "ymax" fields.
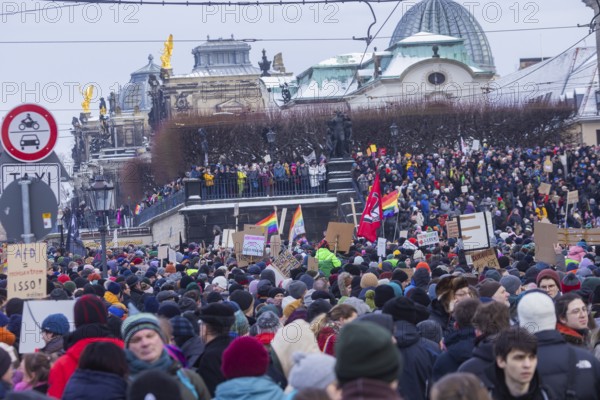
[
  {"xmin": 353, "ymin": 143, "xmax": 600, "ymax": 233},
  {"xmin": 0, "ymin": 223, "xmax": 598, "ymax": 399}
]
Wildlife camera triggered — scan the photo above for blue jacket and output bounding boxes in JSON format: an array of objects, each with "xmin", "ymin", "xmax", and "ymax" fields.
[
  {"xmin": 62, "ymin": 369, "xmax": 127, "ymax": 400},
  {"xmin": 215, "ymin": 376, "xmax": 284, "ymax": 400}
]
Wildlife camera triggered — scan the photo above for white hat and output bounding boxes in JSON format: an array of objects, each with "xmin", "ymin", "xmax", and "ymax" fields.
[
  {"xmin": 517, "ymin": 291, "xmax": 556, "ymax": 333},
  {"xmin": 413, "ymin": 250, "xmax": 425, "ymax": 261},
  {"xmin": 212, "ymin": 276, "xmax": 227, "ymax": 290}
]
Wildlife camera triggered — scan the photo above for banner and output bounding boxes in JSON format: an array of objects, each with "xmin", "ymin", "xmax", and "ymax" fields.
[{"xmin": 357, "ymin": 174, "xmax": 382, "ymax": 242}]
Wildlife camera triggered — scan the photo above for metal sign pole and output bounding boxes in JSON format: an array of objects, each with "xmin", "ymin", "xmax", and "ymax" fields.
[{"xmin": 19, "ymin": 175, "xmax": 34, "ymax": 244}]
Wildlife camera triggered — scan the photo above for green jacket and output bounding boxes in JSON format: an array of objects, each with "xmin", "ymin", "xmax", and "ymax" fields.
[{"xmin": 315, "ymin": 248, "xmax": 341, "ymax": 277}]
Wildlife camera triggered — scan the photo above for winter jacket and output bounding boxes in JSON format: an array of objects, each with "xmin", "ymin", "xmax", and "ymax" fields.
[
  {"xmin": 428, "ymin": 300, "xmax": 453, "ymax": 337},
  {"xmin": 62, "ymin": 369, "xmax": 127, "ymax": 400},
  {"xmin": 196, "ymin": 335, "xmax": 234, "ymax": 396},
  {"xmin": 315, "ymin": 248, "xmax": 341, "ymax": 277},
  {"xmin": 341, "ymin": 378, "xmax": 403, "ymax": 400},
  {"xmin": 534, "ymin": 329, "xmax": 600, "ymax": 399},
  {"xmin": 48, "ymin": 336, "xmax": 124, "ymax": 398},
  {"xmin": 181, "ymin": 336, "xmax": 205, "ymax": 369},
  {"xmin": 457, "ymin": 337, "xmax": 495, "ymax": 379},
  {"xmin": 215, "ymin": 376, "xmax": 284, "ymax": 400},
  {"xmin": 432, "ymin": 327, "xmax": 476, "ymax": 381},
  {"xmin": 483, "ymin": 363, "xmax": 552, "ymax": 400},
  {"xmin": 393, "ymin": 320, "xmax": 439, "ymax": 400}
]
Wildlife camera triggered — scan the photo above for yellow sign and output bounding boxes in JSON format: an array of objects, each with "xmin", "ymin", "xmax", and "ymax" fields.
[{"xmin": 7, "ymin": 242, "xmax": 48, "ymax": 300}]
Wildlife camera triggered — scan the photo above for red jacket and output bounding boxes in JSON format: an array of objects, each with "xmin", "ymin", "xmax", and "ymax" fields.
[{"xmin": 47, "ymin": 336, "xmax": 124, "ymax": 399}]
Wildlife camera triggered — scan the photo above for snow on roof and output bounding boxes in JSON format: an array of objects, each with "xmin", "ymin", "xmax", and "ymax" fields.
[
  {"xmin": 260, "ymin": 76, "xmax": 297, "ymax": 88},
  {"xmin": 399, "ymin": 31, "xmax": 463, "ymax": 44},
  {"xmin": 316, "ymin": 53, "xmax": 373, "ymax": 67},
  {"xmin": 381, "ymin": 56, "xmax": 430, "ymax": 77}
]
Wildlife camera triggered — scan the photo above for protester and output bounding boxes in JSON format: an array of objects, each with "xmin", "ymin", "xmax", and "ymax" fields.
[
  {"xmin": 39, "ymin": 313, "xmax": 70, "ymax": 360},
  {"xmin": 12, "ymin": 353, "xmax": 50, "ymax": 394},
  {"xmin": 288, "ymin": 352, "xmax": 339, "ymax": 400},
  {"xmin": 555, "ymin": 292, "xmax": 592, "ymax": 348},
  {"xmin": 430, "ymin": 372, "xmax": 491, "ymax": 400},
  {"xmin": 0, "ymin": 347, "xmax": 13, "ymax": 398}
]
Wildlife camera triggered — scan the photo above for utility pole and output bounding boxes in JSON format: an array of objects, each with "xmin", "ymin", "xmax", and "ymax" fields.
[{"xmin": 583, "ymin": 0, "xmax": 600, "ymax": 87}]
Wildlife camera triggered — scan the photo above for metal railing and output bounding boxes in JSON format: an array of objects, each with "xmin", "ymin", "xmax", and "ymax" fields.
[
  {"xmin": 132, "ymin": 190, "xmax": 187, "ymax": 226},
  {"xmin": 195, "ymin": 174, "xmax": 328, "ymax": 201}
]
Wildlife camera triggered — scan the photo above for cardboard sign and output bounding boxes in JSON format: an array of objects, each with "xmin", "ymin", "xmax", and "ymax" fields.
[
  {"xmin": 557, "ymin": 227, "xmax": 600, "ymax": 246},
  {"xmin": 7, "ymin": 243, "xmax": 48, "ymax": 300},
  {"xmin": 417, "ymin": 231, "xmax": 439, "ymax": 247},
  {"xmin": 471, "ymin": 140, "xmax": 481, "ymax": 151},
  {"xmin": 222, "ymin": 229, "xmax": 235, "ymax": 248},
  {"xmin": 307, "ymin": 256, "xmax": 319, "ymax": 272},
  {"xmin": 270, "ymin": 235, "xmax": 281, "ymax": 258},
  {"xmin": 19, "ymin": 300, "xmax": 75, "ymax": 354},
  {"xmin": 158, "ymin": 245, "xmax": 168, "ymax": 260},
  {"xmin": 461, "ymin": 185, "xmax": 468, "ymax": 193},
  {"xmin": 457, "ymin": 212, "xmax": 492, "ymax": 251},
  {"xmin": 543, "ymin": 157, "xmax": 553, "ymax": 173},
  {"xmin": 538, "ymin": 182, "xmax": 551, "ymax": 195},
  {"xmin": 470, "ymin": 248, "xmax": 500, "ymax": 272},
  {"xmin": 242, "ymin": 235, "xmax": 265, "ymax": 257},
  {"xmin": 399, "ymin": 230, "xmax": 409, "ymax": 239},
  {"xmin": 567, "ymin": 191, "xmax": 579, "ymax": 204},
  {"xmin": 377, "ymin": 238, "xmax": 387, "ymax": 257},
  {"xmin": 446, "ymin": 220, "xmax": 459, "ymax": 238},
  {"xmin": 325, "ymin": 222, "xmax": 355, "ymax": 253},
  {"xmin": 244, "ymin": 225, "xmax": 268, "ymax": 239},
  {"xmin": 168, "ymin": 248, "xmax": 177, "ymax": 262},
  {"xmin": 213, "ymin": 235, "xmax": 221, "ymax": 248},
  {"xmin": 534, "ymin": 222, "xmax": 559, "ymax": 264},
  {"xmin": 271, "ymin": 252, "xmax": 301, "ymax": 277}
]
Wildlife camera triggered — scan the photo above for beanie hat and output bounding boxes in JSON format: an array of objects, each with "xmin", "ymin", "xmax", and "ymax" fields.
[
  {"xmin": 41, "ymin": 313, "xmax": 70, "ymax": 336},
  {"xmin": 106, "ymin": 281, "xmax": 121, "ymax": 295},
  {"xmin": 478, "ymin": 280, "xmax": 501, "ymax": 298},
  {"xmin": 63, "ymin": 281, "xmax": 76, "ymax": 294},
  {"xmin": 221, "ymin": 336, "xmax": 269, "ymax": 379},
  {"xmin": 536, "ymin": 269, "xmax": 560, "ymax": 288},
  {"xmin": 382, "ymin": 297, "xmax": 417, "ymax": 324},
  {"xmin": 360, "ymin": 273, "xmax": 378, "ymax": 289},
  {"xmin": 416, "ymin": 320, "xmax": 443, "ymax": 344},
  {"xmin": 335, "ymin": 321, "xmax": 401, "ymax": 384},
  {"xmin": 561, "ymin": 274, "xmax": 581, "ymax": 293},
  {"xmin": 57, "ymin": 275, "xmax": 70, "ymax": 284},
  {"xmin": 108, "ymin": 305, "xmax": 126, "ymax": 319},
  {"xmin": 500, "ymin": 275, "xmax": 521, "ymax": 296},
  {"xmin": 374, "ymin": 285, "xmax": 396, "ymax": 309},
  {"xmin": 517, "ymin": 291, "xmax": 556, "ymax": 332},
  {"xmin": 127, "ymin": 369, "xmax": 182, "ymax": 400},
  {"xmin": 212, "ymin": 276, "xmax": 228, "ymax": 290},
  {"xmin": 288, "ymin": 281, "xmax": 307, "ymax": 300},
  {"xmin": 165, "ymin": 264, "xmax": 176, "ymax": 274},
  {"xmin": 289, "ymin": 352, "xmax": 337, "ymax": 390},
  {"xmin": 0, "ymin": 348, "xmax": 11, "ymax": 378},
  {"xmin": 356, "ymin": 313, "xmax": 394, "ymax": 334},
  {"xmin": 50, "ymin": 288, "xmax": 69, "ymax": 301},
  {"xmin": 257, "ymin": 310, "xmax": 280, "ymax": 333},
  {"xmin": 229, "ymin": 290, "xmax": 254, "ymax": 312},
  {"xmin": 170, "ymin": 316, "xmax": 195, "ymax": 338},
  {"xmin": 484, "ymin": 269, "xmax": 502, "ymax": 282},
  {"xmin": 157, "ymin": 301, "xmax": 181, "ymax": 319},
  {"xmin": 353, "ymin": 256, "xmax": 364, "ymax": 265},
  {"xmin": 74, "ymin": 295, "xmax": 107, "ymax": 328},
  {"xmin": 121, "ymin": 312, "xmax": 166, "ymax": 347},
  {"xmin": 392, "ymin": 269, "xmax": 409, "ymax": 283},
  {"xmin": 143, "ymin": 296, "xmax": 160, "ymax": 314}
]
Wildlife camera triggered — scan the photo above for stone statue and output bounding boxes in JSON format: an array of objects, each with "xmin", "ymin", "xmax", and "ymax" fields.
[
  {"xmin": 326, "ymin": 111, "xmax": 350, "ymax": 158},
  {"xmin": 160, "ymin": 34, "xmax": 174, "ymax": 69},
  {"xmin": 81, "ymin": 85, "xmax": 94, "ymax": 114},
  {"xmin": 99, "ymin": 97, "xmax": 107, "ymax": 118},
  {"xmin": 108, "ymin": 92, "xmax": 117, "ymax": 114},
  {"xmin": 258, "ymin": 49, "xmax": 271, "ymax": 77}
]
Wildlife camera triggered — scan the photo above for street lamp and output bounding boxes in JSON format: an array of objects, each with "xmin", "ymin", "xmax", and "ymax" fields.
[
  {"xmin": 87, "ymin": 175, "xmax": 114, "ymax": 278},
  {"xmin": 266, "ymin": 128, "xmax": 276, "ymax": 161},
  {"xmin": 390, "ymin": 122, "xmax": 398, "ymax": 156}
]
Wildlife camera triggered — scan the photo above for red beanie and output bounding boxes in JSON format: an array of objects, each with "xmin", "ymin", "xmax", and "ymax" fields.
[
  {"xmin": 74, "ymin": 294, "xmax": 107, "ymax": 328},
  {"xmin": 57, "ymin": 275, "xmax": 71, "ymax": 284},
  {"xmin": 221, "ymin": 336, "xmax": 269, "ymax": 379}
]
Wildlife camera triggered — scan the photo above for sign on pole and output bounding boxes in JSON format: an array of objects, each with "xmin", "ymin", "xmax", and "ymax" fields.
[
  {"xmin": 377, "ymin": 237, "xmax": 387, "ymax": 257},
  {"xmin": 1, "ymin": 104, "xmax": 58, "ymax": 163},
  {"xmin": 567, "ymin": 191, "xmax": 579, "ymax": 205},
  {"xmin": 1, "ymin": 163, "xmax": 61, "ymax": 204},
  {"xmin": 7, "ymin": 242, "xmax": 48, "ymax": 299},
  {"xmin": 242, "ymin": 234, "xmax": 265, "ymax": 257},
  {"xmin": 446, "ymin": 220, "xmax": 459, "ymax": 238},
  {"xmin": 417, "ymin": 231, "xmax": 439, "ymax": 247}
]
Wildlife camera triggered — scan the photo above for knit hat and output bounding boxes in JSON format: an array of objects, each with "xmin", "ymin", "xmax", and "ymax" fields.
[
  {"xmin": 561, "ymin": 274, "xmax": 581, "ymax": 293},
  {"xmin": 374, "ymin": 285, "xmax": 396, "ymax": 309},
  {"xmin": 165, "ymin": 264, "xmax": 176, "ymax": 274},
  {"xmin": 416, "ymin": 320, "xmax": 443, "ymax": 344},
  {"xmin": 106, "ymin": 281, "xmax": 121, "ymax": 295},
  {"xmin": 127, "ymin": 369, "xmax": 182, "ymax": 400},
  {"xmin": 197, "ymin": 303, "xmax": 235, "ymax": 329},
  {"xmin": 0, "ymin": 348, "xmax": 11, "ymax": 378},
  {"xmin": 360, "ymin": 273, "xmax": 378, "ymax": 289},
  {"xmin": 478, "ymin": 280, "xmax": 501, "ymax": 298},
  {"xmin": 74, "ymin": 295, "xmax": 107, "ymax": 328},
  {"xmin": 484, "ymin": 269, "xmax": 502, "ymax": 282},
  {"xmin": 170, "ymin": 316, "xmax": 195, "ymax": 338},
  {"xmin": 256, "ymin": 310, "xmax": 280, "ymax": 333},
  {"xmin": 356, "ymin": 313, "xmax": 394, "ymax": 334},
  {"xmin": 500, "ymin": 275, "xmax": 521, "ymax": 296},
  {"xmin": 50, "ymin": 288, "xmax": 69, "ymax": 301},
  {"xmin": 517, "ymin": 291, "xmax": 556, "ymax": 332},
  {"xmin": 288, "ymin": 281, "xmax": 307, "ymax": 300},
  {"xmin": 121, "ymin": 313, "xmax": 166, "ymax": 347},
  {"xmin": 382, "ymin": 297, "xmax": 417, "ymax": 325},
  {"xmin": 63, "ymin": 281, "xmax": 76, "ymax": 294},
  {"xmin": 41, "ymin": 313, "xmax": 70, "ymax": 336},
  {"xmin": 212, "ymin": 276, "xmax": 228, "ymax": 290},
  {"xmin": 335, "ymin": 321, "xmax": 401, "ymax": 384},
  {"xmin": 229, "ymin": 290, "xmax": 254, "ymax": 312},
  {"xmin": 536, "ymin": 269, "xmax": 560, "ymax": 288},
  {"xmin": 221, "ymin": 336, "xmax": 269, "ymax": 379},
  {"xmin": 126, "ymin": 275, "xmax": 140, "ymax": 288},
  {"xmin": 157, "ymin": 301, "xmax": 181, "ymax": 319},
  {"xmin": 289, "ymin": 352, "xmax": 337, "ymax": 390}
]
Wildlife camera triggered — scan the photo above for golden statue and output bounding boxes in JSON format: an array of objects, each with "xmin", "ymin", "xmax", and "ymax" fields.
[
  {"xmin": 161, "ymin": 34, "xmax": 174, "ymax": 69},
  {"xmin": 81, "ymin": 85, "xmax": 94, "ymax": 114}
]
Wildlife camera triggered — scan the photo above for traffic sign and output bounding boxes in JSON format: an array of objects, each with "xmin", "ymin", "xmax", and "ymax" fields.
[
  {"xmin": 1, "ymin": 104, "xmax": 58, "ymax": 163},
  {"xmin": 1, "ymin": 163, "xmax": 61, "ymax": 204}
]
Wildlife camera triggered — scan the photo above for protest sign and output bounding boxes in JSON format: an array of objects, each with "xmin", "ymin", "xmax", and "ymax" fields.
[
  {"xmin": 417, "ymin": 231, "xmax": 439, "ymax": 247},
  {"xmin": 538, "ymin": 182, "xmax": 551, "ymax": 195},
  {"xmin": 270, "ymin": 235, "xmax": 281, "ymax": 258},
  {"xmin": 307, "ymin": 256, "xmax": 319, "ymax": 272},
  {"xmin": 470, "ymin": 248, "xmax": 500, "ymax": 272},
  {"xmin": 534, "ymin": 222, "xmax": 558, "ymax": 264},
  {"xmin": 567, "ymin": 191, "xmax": 579, "ymax": 204},
  {"xmin": 20, "ymin": 300, "xmax": 75, "ymax": 354},
  {"xmin": 377, "ymin": 238, "xmax": 387, "ymax": 257},
  {"xmin": 446, "ymin": 220, "xmax": 459, "ymax": 238},
  {"xmin": 457, "ymin": 212, "xmax": 492, "ymax": 251},
  {"xmin": 7, "ymin": 243, "xmax": 47, "ymax": 300},
  {"xmin": 271, "ymin": 252, "xmax": 302, "ymax": 277},
  {"xmin": 325, "ymin": 222, "xmax": 355, "ymax": 253},
  {"xmin": 242, "ymin": 235, "xmax": 265, "ymax": 257}
]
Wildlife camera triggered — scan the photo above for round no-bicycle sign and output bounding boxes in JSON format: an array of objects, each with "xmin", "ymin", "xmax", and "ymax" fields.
[{"xmin": 1, "ymin": 104, "xmax": 58, "ymax": 163}]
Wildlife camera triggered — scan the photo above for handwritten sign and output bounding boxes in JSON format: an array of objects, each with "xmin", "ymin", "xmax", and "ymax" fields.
[
  {"xmin": 271, "ymin": 251, "xmax": 302, "ymax": 277},
  {"xmin": 470, "ymin": 248, "xmax": 500, "ymax": 272},
  {"xmin": 417, "ymin": 231, "xmax": 439, "ymax": 247},
  {"xmin": 567, "ymin": 191, "xmax": 579, "ymax": 205},
  {"xmin": 307, "ymin": 256, "xmax": 319, "ymax": 272},
  {"xmin": 7, "ymin": 243, "xmax": 47, "ymax": 300},
  {"xmin": 446, "ymin": 220, "xmax": 459, "ymax": 238},
  {"xmin": 242, "ymin": 235, "xmax": 265, "ymax": 257},
  {"xmin": 377, "ymin": 238, "xmax": 387, "ymax": 257},
  {"xmin": 538, "ymin": 182, "xmax": 551, "ymax": 195}
]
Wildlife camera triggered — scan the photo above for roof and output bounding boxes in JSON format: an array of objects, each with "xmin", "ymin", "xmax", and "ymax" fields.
[
  {"xmin": 183, "ymin": 65, "xmax": 262, "ymax": 77},
  {"xmin": 118, "ymin": 54, "xmax": 161, "ymax": 112},
  {"xmin": 399, "ymin": 31, "xmax": 464, "ymax": 44}
]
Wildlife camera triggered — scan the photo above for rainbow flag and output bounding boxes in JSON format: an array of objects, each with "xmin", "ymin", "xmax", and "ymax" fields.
[
  {"xmin": 134, "ymin": 204, "xmax": 141, "ymax": 215},
  {"xmin": 288, "ymin": 205, "xmax": 306, "ymax": 243},
  {"xmin": 382, "ymin": 190, "xmax": 399, "ymax": 218},
  {"xmin": 256, "ymin": 212, "xmax": 278, "ymax": 235}
]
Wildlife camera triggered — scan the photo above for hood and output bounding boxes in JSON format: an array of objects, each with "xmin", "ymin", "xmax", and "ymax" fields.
[
  {"xmin": 444, "ymin": 328, "xmax": 476, "ymax": 363},
  {"xmin": 65, "ymin": 337, "xmax": 124, "ymax": 366},
  {"xmin": 271, "ymin": 320, "xmax": 320, "ymax": 377},
  {"xmin": 471, "ymin": 337, "xmax": 494, "ymax": 363},
  {"xmin": 214, "ymin": 376, "xmax": 283, "ymax": 400},
  {"xmin": 393, "ymin": 320, "xmax": 420, "ymax": 348}
]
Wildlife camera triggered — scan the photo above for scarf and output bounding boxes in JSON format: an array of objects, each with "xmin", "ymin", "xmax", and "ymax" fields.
[{"xmin": 126, "ymin": 349, "xmax": 175, "ymax": 377}]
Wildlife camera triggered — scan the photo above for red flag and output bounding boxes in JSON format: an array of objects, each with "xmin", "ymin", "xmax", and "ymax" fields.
[{"xmin": 357, "ymin": 173, "xmax": 383, "ymax": 242}]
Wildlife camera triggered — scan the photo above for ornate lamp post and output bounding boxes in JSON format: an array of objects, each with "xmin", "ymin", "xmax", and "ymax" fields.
[
  {"xmin": 87, "ymin": 176, "xmax": 114, "ymax": 278},
  {"xmin": 266, "ymin": 128, "xmax": 277, "ymax": 161},
  {"xmin": 390, "ymin": 122, "xmax": 398, "ymax": 156}
]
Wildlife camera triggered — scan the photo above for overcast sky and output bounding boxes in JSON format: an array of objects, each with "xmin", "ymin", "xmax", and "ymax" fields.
[{"xmin": 0, "ymin": 0, "xmax": 596, "ymax": 168}]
